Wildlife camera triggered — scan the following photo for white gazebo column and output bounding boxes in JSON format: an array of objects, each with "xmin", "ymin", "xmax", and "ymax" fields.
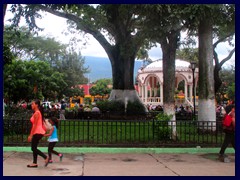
[
  {"xmin": 160, "ymin": 83, "xmax": 163, "ymax": 104},
  {"xmin": 140, "ymin": 84, "xmax": 142, "ymax": 97},
  {"xmin": 142, "ymin": 84, "xmax": 145, "ymax": 103},
  {"xmin": 150, "ymin": 77, "xmax": 154, "ymax": 98},
  {"xmin": 139, "ymin": 84, "xmax": 143, "ymax": 101},
  {"xmin": 144, "ymin": 84, "xmax": 148, "ymax": 104},
  {"xmin": 189, "ymin": 84, "xmax": 193, "ymax": 103},
  {"xmin": 184, "ymin": 81, "xmax": 188, "ymax": 102}
]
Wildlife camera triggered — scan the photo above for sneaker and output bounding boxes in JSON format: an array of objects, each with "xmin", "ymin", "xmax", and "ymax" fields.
[
  {"xmin": 59, "ymin": 154, "xmax": 63, "ymax": 162},
  {"xmin": 223, "ymin": 157, "xmax": 230, "ymax": 163},
  {"xmin": 219, "ymin": 154, "xmax": 229, "ymax": 162}
]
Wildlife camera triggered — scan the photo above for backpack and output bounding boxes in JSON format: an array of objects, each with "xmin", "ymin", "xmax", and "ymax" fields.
[
  {"xmin": 222, "ymin": 114, "xmax": 232, "ymax": 127},
  {"xmin": 222, "ymin": 113, "xmax": 233, "ymax": 132}
]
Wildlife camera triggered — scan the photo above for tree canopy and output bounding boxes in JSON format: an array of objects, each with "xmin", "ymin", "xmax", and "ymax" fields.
[
  {"xmin": 90, "ymin": 79, "xmax": 112, "ymax": 97},
  {"xmin": 3, "ymin": 25, "xmax": 89, "ymax": 102}
]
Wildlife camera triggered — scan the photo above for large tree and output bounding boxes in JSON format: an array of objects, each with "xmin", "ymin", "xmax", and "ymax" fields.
[
  {"xmin": 137, "ymin": 4, "xmax": 234, "ymax": 126},
  {"xmin": 183, "ymin": 4, "xmax": 235, "ymax": 124},
  {"xmin": 176, "ymin": 5, "xmax": 235, "ymax": 95},
  {"xmin": 213, "ymin": 6, "xmax": 235, "ymax": 94},
  {"xmin": 9, "ymin": 4, "xmax": 149, "ymax": 110},
  {"xmin": 198, "ymin": 16, "xmax": 216, "ymax": 123},
  {"xmin": 138, "ymin": 5, "xmax": 187, "ymax": 139}
]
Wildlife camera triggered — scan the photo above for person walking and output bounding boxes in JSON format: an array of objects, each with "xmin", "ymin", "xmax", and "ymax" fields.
[
  {"xmin": 219, "ymin": 105, "xmax": 235, "ymax": 162},
  {"xmin": 44, "ymin": 117, "xmax": 63, "ymax": 163},
  {"xmin": 59, "ymin": 101, "xmax": 66, "ymax": 120},
  {"xmin": 225, "ymin": 100, "xmax": 234, "ymax": 114},
  {"xmin": 27, "ymin": 99, "xmax": 49, "ymax": 168}
]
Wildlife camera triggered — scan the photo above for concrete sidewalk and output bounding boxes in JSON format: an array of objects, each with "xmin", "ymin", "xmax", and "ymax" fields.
[{"xmin": 3, "ymin": 148, "xmax": 235, "ymax": 176}]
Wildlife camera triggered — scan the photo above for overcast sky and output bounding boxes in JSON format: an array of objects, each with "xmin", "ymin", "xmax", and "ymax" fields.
[{"xmin": 5, "ymin": 9, "xmax": 235, "ymax": 67}]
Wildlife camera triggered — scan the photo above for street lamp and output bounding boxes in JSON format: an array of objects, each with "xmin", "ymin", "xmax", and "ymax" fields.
[
  {"xmin": 7, "ymin": 75, "xmax": 12, "ymax": 108},
  {"xmin": 190, "ymin": 62, "xmax": 196, "ymax": 120}
]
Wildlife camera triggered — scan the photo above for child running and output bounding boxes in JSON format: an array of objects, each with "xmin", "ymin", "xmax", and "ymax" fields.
[{"xmin": 44, "ymin": 117, "xmax": 63, "ymax": 163}]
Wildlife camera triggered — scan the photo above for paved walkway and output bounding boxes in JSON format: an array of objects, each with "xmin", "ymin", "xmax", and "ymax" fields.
[{"xmin": 3, "ymin": 147, "xmax": 235, "ymax": 176}]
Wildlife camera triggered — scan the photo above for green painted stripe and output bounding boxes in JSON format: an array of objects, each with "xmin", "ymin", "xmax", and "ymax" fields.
[{"xmin": 3, "ymin": 147, "xmax": 235, "ymax": 154}]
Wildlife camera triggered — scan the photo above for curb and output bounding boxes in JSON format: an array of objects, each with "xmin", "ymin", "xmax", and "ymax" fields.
[{"xmin": 3, "ymin": 147, "xmax": 235, "ymax": 154}]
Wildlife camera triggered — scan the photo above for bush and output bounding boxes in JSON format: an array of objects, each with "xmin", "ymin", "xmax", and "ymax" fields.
[
  {"xmin": 155, "ymin": 112, "xmax": 173, "ymax": 121},
  {"xmin": 97, "ymin": 100, "xmax": 146, "ymax": 114},
  {"xmin": 155, "ymin": 112, "xmax": 173, "ymax": 140},
  {"xmin": 96, "ymin": 100, "xmax": 125, "ymax": 113},
  {"xmin": 126, "ymin": 100, "xmax": 147, "ymax": 115},
  {"xmin": 65, "ymin": 107, "xmax": 78, "ymax": 119}
]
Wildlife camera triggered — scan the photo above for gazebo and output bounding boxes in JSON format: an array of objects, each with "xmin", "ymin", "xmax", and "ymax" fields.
[{"xmin": 136, "ymin": 59, "xmax": 198, "ymax": 107}]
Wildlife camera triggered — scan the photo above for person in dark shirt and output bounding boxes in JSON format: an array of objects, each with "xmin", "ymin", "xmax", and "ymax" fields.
[{"xmin": 225, "ymin": 100, "xmax": 234, "ymax": 114}]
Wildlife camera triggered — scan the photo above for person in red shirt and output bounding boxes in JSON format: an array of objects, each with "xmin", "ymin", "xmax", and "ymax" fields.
[
  {"xmin": 219, "ymin": 105, "xmax": 235, "ymax": 162},
  {"xmin": 27, "ymin": 99, "xmax": 49, "ymax": 168}
]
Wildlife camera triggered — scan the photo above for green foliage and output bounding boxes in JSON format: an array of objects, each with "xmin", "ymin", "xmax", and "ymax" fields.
[
  {"xmin": 154, "ymin": 112, "xmax": 173, "ymax": 140},
  {"xmin": 60, "ymin": 51, "xmax": 89, "ymax": 87},
  {"xmin": 96, "ymin": 100, "xmax": 125, "ymax": 113},
  {"xmin": 3, "ymin": 25, "xmax": 89, "ymax": 101},
  {"xmin": 96, "ymin": 99, "xmax": 146, "ymax": 115},
  {"xmin": 4, "ymin": 26, "xmax": 89, "ymax": 86},
  {"xmin": 89, "ymin": 79, "xmax": 112, "ymax": 96},
  {"xmin": 4, "ymin": 59, "xmax": 67, "ymax": 102},
  {"xmin": 4, "ymin": 25, "xmax": 67, "ymax": 62},
  {"xmin": 155, "ymin": 125, "xmax": 171, "ymax": 141},
  {"xmin": 65, "ymin": 107, "xmax": 78, "ymax": 119},
  {"xmin": 155, "ymin": 112, "xmax": 173, "ymax": 121},
  {"xmin": 216, "ymin": 67, "xmax": 235, "ymax": 103},
  {"xmin": 3, "ymin": 42, "xmax": 15, "ymax": 65},
  {"xmin": 126, "ymin": 101, "xmax": 147, "ymax": 115},
  {"xmin": 84, "ymin": 97, "xmax": 92, "ymax": 105},
  {"xmin": 227, "ymin": 83, "xmax": 235, "ymax": 100},
  {"xmin": 69, "ymin": 87, "xmax": 85, "ymax": 98},
  {"xmin": 176, "ymin": 48, "xmax": 198, "ymax": 63}
]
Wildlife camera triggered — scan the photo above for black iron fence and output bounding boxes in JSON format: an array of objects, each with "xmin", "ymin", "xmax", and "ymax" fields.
[{"xmin": 4, "ymin": 113, "xmax": 225, "ymax": 147}]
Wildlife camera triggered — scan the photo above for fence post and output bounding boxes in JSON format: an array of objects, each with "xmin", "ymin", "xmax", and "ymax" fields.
[
  {"xmin": 152, "ymin": 118, "xmax": 155, "ymax": 140},
  {"xmin": 87, "ymin": 119, "xmax": 90, "ymax": 142}
]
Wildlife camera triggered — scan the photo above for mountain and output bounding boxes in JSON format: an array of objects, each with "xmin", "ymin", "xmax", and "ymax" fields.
[{"xmin": 83, "ymin": 56, "xmax": 143, "ymax": 82}]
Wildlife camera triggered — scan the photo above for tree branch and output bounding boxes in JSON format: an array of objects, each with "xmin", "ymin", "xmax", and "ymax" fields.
[
  {"xmin": 34, "ymin": 4, "xmax": 113, "ymax": 56},
  {"xmin": 213, "ymin": 32, "xmax": 235, "ymax": 48},
  {"xmin": 219, "ymin": 48, "xmax": 235, "ymax": 67}
]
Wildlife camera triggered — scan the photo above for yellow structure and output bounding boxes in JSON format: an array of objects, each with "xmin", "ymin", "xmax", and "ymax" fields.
[{"xmin": 70, "ymin": 95, "xmax": 108, "ymax": 108}]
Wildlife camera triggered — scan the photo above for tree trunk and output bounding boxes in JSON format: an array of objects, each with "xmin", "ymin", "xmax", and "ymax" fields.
[
  {"xmin": 3, "ymin": 4, "xmax": 7, "ymax": 24},
  {"xmin": 107, "ymin": 47, "xmax": 147, "ymax": 112},
  {"xmin": 214, "ymin": 65, "xmax": 222, "ymax": 94},
  {"xmin": 198, "ymin": 19, "xmax": 216, "ymax": 130},
  {"xmin": 160, "ymin": 30, "xmax": 180, "ymax": 140}
]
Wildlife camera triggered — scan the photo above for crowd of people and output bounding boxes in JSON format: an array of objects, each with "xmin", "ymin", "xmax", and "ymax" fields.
[
  {"xmin": 146, "ymin": 104, "xmax": 193, "ymax": 120},
  {"xmin": 40, "ymin": 101, "xmax": 101, "ymax": 120}
]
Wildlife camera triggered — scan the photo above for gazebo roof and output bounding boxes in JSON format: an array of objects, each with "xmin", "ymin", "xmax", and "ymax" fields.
[{"xmin": 144, "ymin": 59, "xmax": 190, "ymax": 70}]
